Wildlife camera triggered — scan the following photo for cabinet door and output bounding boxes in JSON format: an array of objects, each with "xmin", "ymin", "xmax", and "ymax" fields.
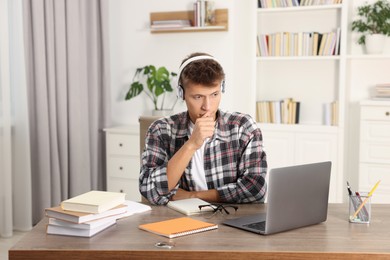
[
  {"xmin": 261, "ymin": 130, "xmax": 295, "ymax": 169},
  {"xmin": 295, "ymin": 133, "xmax": 337, "ymax": 164},
  {"xmin": 359, "ymin": 163, "xmax": 390, "ymax": 204},
  {"xmin": 295, "ymin": 132, "xmax": 338, "ymax": 203}
]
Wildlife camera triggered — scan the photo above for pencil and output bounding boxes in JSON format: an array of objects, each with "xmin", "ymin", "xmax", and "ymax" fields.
[{"xmin": 352, "ymin": 180, "xmax": 381, "ymax": 219}]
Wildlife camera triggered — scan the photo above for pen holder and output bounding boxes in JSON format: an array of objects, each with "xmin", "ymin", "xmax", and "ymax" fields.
[{"xmin": 349, "ymin": 193, "xmax": 371, "ymax": 224}]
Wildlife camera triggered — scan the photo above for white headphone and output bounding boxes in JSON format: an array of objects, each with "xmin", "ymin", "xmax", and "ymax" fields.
[{"xmin": 176, "ymin": 55, "xmax": 226, "ymax": 100}]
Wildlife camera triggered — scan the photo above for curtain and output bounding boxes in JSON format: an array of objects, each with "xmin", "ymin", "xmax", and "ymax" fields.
[
  {"xmin": 0, "ymin": 0, "xmax": 32, "ymax": 237},
  {"xmin": 23, "ymin": 0, "xmax": 111, "ymax": 224}
]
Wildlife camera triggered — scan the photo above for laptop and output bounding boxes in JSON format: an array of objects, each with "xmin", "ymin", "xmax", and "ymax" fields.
[{"xmin": 223, "ymin": 161, "xmax": 331, "ymax": 235}]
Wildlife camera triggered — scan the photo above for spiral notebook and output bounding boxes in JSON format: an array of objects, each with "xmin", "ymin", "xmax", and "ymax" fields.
[{"xmin": 139, "ymin": 217, "xmax": 218, "ymax": 238}]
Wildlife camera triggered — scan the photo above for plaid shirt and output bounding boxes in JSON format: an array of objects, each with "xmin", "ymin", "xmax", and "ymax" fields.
[{"xmin": 139, "ymin": 110, "xmax": 267, "ymax": 205}]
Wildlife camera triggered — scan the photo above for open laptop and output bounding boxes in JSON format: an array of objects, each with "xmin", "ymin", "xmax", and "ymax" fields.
[{"xmin": 223, "ymin": 161, "xmax": 331, "ymax": 235}]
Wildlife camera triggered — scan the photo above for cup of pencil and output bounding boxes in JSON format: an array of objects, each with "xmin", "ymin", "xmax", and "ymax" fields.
[{"xmin": 349, "ymin": 192, "xmax": 371, "ymax": 224}]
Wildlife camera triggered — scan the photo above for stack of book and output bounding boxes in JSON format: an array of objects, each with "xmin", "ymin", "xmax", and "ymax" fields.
[
  {"xmin": 256, "ymin": 98, "xmax": 300, "ymax": 124},
  {"xmin": 45, "ymin": 190, "xmax": 151, "ymax": 237},
  {"xmin": 373, "ymin": 83, "xmax": 390, "ymax": 100},
  {"xmin": 150, "ymin": 19, "xmax": 191, "ymax": 30}
]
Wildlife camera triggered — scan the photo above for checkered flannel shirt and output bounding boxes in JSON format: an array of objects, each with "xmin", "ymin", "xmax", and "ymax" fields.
[{"xmin": 139, "ymin": 110, "xmax": 267, "ymax": 205}]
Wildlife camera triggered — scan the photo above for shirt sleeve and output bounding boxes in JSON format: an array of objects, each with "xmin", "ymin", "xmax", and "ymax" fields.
[
  {"xmin": 139, "ymin": 122, "xmax": 178, "ymax": 205},
  {"xmin": 216, "ymin": 119, "xmax": 267, "ymax": 203}
]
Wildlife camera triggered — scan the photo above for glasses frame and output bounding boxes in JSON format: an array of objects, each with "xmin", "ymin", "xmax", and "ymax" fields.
[{"xmin": 198, "ymin": 204, "xmax": 238, "ymax": 217}]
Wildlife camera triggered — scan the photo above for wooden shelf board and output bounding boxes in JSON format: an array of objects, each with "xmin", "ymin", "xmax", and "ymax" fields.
[{"xmin": 150, "ymin": 9, "xmax": 228, "ymax": 34}]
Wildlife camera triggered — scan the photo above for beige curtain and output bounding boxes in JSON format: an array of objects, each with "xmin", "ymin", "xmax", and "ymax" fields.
[
  {"xmin": 0, "ymin": 0, "xmax": 32, "ymax": 237},
  {"xmin": 23, "ymin": 0, "xmax": 111, "ymax": 224}
]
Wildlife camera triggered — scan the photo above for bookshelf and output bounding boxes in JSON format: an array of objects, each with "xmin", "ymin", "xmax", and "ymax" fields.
[
  {"xmin": 254, "ymin": 2, "xmax": 348, "ymax": 203},
  {"xmin": 149, "ymin": 9, "xmax": 228, "ymax": 34}
]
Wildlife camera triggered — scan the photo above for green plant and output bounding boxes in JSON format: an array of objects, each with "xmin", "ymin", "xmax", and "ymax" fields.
[
  {"xmin": 125, "ymin": 65, "xmax": 178, "ymax": 110},
  {"xmin": 351, "ymin": 0, "xmax": 390, "ymax": 45}
]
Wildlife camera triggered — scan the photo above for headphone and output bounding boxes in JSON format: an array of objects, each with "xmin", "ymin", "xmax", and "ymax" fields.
[{"xmin": 176, "ymin": 55, "xmax": 226, "ymax": 100}]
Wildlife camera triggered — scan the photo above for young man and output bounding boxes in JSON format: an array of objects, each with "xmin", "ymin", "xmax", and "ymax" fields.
[{"xmin": 139, "ymin": 52, "xmax": 267, "ymax": 205}]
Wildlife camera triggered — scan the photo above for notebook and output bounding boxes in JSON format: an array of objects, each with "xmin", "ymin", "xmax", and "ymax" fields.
[
  {"xmin": 139, "ymin": 217, "xmax": 218, "ymax": 238},
  {"xmin": 223, "ymin": 161, "xmax": 331, "ymax": 235},
  {"xmin": 167, "ymin": 198, "xmax": 213, "ymax": 215}
]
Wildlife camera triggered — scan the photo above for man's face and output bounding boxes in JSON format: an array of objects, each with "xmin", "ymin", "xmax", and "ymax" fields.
[{"xmin": 184, "ymin": 81, "xmax": 222, "ymax": 123}]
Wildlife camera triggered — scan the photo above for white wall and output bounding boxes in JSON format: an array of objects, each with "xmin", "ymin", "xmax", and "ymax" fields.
[{"xmin": 108, "ymin": 0, "xmax": 256, "ymax": 126}]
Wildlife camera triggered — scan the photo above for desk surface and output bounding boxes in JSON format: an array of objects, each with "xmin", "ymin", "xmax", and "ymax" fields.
[{"xmin": 9, "ymin": 204, "xmax": 390, "ymax": 260}]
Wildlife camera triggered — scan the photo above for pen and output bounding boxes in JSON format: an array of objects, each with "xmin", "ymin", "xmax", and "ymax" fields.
[
  {"xmin": 346, "ymin": 181, "xmax": 353, "ymax": 196},
  {"xmin": 352, "ymin": 180, "xmax": 381, "ymax": 219}
]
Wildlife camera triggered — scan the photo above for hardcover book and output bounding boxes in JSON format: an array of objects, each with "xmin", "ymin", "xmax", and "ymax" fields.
[
  {"xmin": 45, "ymin": 204, "xmax": 128, "ymax": 224},
  {"xmin": 46, "ymin": 218, "xmax": 116, "ymax": 237},
  {"xmin": 60, "ymin": 190, "xmax": 126, "ymax": 213}
]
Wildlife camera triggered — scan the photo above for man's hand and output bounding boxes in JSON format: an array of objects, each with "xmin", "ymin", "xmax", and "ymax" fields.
[
  {"xmin": 188, "ymin": 113, "xmax": 215, "ymax": 150},
  {"xmin": 171, "ymin": 188, "xmax": 194, "ymax": 200}
]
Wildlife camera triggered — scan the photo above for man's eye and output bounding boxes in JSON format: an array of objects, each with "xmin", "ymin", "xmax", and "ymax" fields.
[{"xmin": 194, "ymin": 95, "xmax": 201, "ymax": 99}]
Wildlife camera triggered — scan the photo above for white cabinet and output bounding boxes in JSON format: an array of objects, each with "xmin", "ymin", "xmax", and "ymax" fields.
[
  {"xmin": 254, "ymin": 2, "xmax": 347, "ymax": 202},
  {"xmin": 359, "ymin": 101, "xmax": 390, "ymax": 203},
  {"xmin": 104, "ymin": 126, "xmax": 140, "ymax": 201},
  {"xmin": 261, "ymin": 124, "xmax": 340, "ymax": 202}
]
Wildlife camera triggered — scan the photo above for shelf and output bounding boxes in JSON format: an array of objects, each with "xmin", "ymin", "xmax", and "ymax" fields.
[
  {"xmin": 257, "ymin": 4, "xmax": 342, "ymax": 13},
  {"xmin": 258, "ymin": 123, "xmax": 339, "ymax": 134},
  {"xmin": 150, "ymin": 9, "xmax": 228, "ymax": 34},
  {"xmin": 347, "ymin": 54, "xmax": 390, "ymax": 60},
  {"xmin": 256, "ymin": 56, "xmax": 341, "ymax": 61}
]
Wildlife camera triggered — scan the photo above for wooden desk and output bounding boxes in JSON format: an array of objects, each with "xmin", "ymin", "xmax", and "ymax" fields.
[{"xmin": 9, "ymin": 204, "xmax": 390, "ymax": 260}]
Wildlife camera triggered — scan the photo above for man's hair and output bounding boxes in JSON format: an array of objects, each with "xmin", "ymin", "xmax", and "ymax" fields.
[{"xmin": 179, "ymin": 52, "xmax": 225, "ymax": 88}]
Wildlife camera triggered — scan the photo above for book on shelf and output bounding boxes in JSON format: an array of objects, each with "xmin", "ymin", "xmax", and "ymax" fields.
[
  {"xmin": 46, "ymin": 218, "xmax": 116, "ymax": 237},
  {"xmin": 150, "ymin": 20, "xmax": 191, "ymax": 30},
  {"xmin": 372, "ymin": 83, "xmax": 390, "ymax": 99},
  {"xmin": 167, "ymin": 198, "xmax": 213, "ymax": 215},
  {"xmin": 193, "ymin": 0, "xmax": 216, "ymax": 28},
  {"xmin": 258, "ymin": 0, "xmax": 343, "ymax": 9},
  {"xmin": 45, "ymin": 204, "xmax": 128, "ymax": 224},
  {"xmin": 139, "ymin": 217, "xmax": 218, "ymax": 238},
  {"xmin": 256, "ymin": 98, "xmax": 300, "ymax": 124},
  {"xmin": 323, "ymin": 101, "xmax": 338, "ymax": 126},
  {"xmin": 61, "ymin": 190, "xmax": 126, "ymax": 214}
]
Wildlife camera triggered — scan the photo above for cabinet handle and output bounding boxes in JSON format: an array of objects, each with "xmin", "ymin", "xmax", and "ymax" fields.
[
  {"xmin": 119, "ymin": 143, "xmax": 123, "ymax": 147},
  {"xmin": 120, "ymin": 189, "xmax": 124, "ymax": 193},
  {"xmin": 119, "ymin": 166, "xmax": 123, "ymax": 170},
  {"xmin": 386, "ymin": 112, "xmax": 390, "ymax": 116}
]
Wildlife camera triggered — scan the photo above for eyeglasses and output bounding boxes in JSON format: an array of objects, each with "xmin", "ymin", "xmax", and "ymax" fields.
[{"xmin": 198, "ymin": 204, "xmax": 238, "ymax": 218}]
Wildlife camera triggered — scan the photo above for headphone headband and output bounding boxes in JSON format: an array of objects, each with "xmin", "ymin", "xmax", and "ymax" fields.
[
  {"xmin": 177, "ymin": 55, "xmax": 219, "ymax": 81},
  {"xmin": 176, "ymin": 55, "xmax": 225, "ymax": 100}
]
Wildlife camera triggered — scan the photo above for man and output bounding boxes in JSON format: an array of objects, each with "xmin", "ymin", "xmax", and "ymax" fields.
[{"xmin": 139, "ymin": 52, "xmax": 267, "ymax": 205}]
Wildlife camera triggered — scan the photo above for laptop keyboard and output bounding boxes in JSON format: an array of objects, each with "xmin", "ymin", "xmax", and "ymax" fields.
[{"xmin": 243, "ymin": 221, "xmax": 266, "ymax": 231}]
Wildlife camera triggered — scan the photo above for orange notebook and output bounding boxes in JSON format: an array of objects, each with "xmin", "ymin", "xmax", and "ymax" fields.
[{"xmin": 139, "ymin": 217, "xmax": 218, "ymax": 238}]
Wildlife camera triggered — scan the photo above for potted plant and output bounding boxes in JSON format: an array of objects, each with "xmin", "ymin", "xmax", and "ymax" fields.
[
  {"xmin": 125, "ymin": 65, "xmax": 178, "ymax": 115},
  {"xmin": 351, "ymin": 0, "xmax": 390, "ymax": 54}
]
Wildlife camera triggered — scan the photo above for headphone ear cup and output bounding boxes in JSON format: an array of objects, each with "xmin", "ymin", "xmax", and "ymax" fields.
[
  {"xmin": 176, "ymin": 85, "xmax": 184, "ymax": 100},
  {"xmin": 221, "ymin": 80, "xmax": 226, "ymax": 93}
]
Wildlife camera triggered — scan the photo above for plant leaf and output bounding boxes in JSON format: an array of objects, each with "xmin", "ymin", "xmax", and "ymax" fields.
[{"xmin": 125, "ymin": 82, "xmax": 143, "ymax": 100}]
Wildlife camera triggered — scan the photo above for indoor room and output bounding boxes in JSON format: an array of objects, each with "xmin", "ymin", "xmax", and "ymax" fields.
[{"xmin": 1, "ymin": 0, "xmax": 390, "ymax": 259}]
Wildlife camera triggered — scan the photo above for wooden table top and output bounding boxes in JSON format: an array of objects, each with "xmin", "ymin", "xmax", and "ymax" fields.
[{"xmin": 9, "ymin": 203, "xmax": 390, "ymax": 260}]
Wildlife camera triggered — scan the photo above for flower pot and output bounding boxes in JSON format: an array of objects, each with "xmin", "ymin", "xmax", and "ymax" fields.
[
  {"xmin": 152, "ymin": 109, "xmax": 173, "ymax": 117},
  {"xmin": 365, "ymin": 34, "xmax": 386, "ymax": 54}
]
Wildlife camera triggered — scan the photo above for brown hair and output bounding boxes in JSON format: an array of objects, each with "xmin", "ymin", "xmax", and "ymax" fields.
[{"xmin": 179, "ymin": 52, "xmax": 225, "ymax": 88}]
